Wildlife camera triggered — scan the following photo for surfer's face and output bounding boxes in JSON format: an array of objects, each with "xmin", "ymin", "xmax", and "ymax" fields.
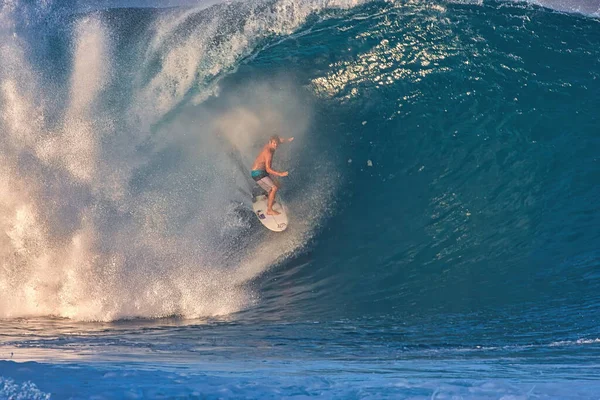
[{"xmin": 269, "ymin": 139, "xmax": 279, "ymax": 149}]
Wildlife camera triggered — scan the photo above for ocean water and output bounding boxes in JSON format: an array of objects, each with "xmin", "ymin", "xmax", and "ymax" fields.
[{"xmin": 1, "ymin": 0, "xmax": 600, "ymax": 398}]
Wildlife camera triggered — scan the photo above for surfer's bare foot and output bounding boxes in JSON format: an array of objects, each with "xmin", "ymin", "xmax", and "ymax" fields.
[{"xmin": 267, "ymin": 209, "xmax": 280, "ymax": 216}]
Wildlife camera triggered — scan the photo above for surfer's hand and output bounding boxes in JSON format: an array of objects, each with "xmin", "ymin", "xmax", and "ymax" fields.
[
  {"xmin": 281, "ymin": 171, "xmax": 289, "ymax": 177},
  {"xmin": 287, "ymin": 137, "xmax": 294, "ymax": 142}
]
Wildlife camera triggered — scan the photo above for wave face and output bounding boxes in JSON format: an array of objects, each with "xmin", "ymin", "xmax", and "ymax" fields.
[
  {"xmin": 0, "ymin": 0, "xmax": 599, "ymax": 334},
  {"xmin": 240, "ymin": 0, "xmax": 600, "ymax": 337}
]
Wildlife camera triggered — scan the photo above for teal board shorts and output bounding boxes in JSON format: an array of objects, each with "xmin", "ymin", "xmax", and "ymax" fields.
[{"xmin": 251, "ymin": 170, "xmax": 276, "ymax": 192}]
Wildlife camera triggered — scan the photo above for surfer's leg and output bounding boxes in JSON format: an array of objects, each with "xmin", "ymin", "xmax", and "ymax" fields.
[
  {"xmin": 258, "ymin": 177, "xmax": 280, "ymax": 215},
  {"xmin": 257, "ymin": 176, "xmax": 274, "ymax": 194},
  {"xmin": 267, "ymin": 186, "xmax": 280, "ymax": 215}
]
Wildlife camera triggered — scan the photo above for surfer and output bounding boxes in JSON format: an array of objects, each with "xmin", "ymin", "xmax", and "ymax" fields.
[{"xmin": 251, "ymin": 135, "xmax": 294, "ymax": 215}]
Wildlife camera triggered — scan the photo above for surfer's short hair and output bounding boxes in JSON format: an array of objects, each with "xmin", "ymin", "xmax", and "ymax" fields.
[{"xmin": 270, "ymin": 134, "xmax": 282, "ymax": 144}]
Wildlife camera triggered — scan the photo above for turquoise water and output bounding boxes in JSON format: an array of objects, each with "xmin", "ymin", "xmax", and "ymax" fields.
[{"xmin": 0, "ymin": 0, "xmax": 599, "ymax": 398}]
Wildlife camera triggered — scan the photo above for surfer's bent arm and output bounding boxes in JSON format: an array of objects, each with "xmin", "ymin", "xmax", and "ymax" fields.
[{"xmin": 265, "ymin": 152, "xmax": 288, "ymax": 177}]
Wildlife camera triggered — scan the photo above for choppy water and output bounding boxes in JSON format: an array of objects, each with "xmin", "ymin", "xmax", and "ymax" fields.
[{"xmin": 1, "ymin": 0, "xmax": 599, "ymax": 398}]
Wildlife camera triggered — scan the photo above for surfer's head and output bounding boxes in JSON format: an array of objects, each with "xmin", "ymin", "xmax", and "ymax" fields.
[{"xmin": 269, "ymin": 135, "xmax": 282, "ymax": 149}]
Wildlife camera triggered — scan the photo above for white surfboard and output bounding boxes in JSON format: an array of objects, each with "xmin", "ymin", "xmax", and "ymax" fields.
[{"xmin": 252, "ymin": 195, "xmax": 288, "ymax": 232}]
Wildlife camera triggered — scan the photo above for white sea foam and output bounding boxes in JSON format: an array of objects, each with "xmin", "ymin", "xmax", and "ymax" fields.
[{"xmin": 0, "ymin": 377, "xmax": 50, "ymax": 400}]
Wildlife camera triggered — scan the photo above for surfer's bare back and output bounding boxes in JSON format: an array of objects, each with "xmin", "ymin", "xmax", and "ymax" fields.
[{"xmin": 251, "ymin": 135, "xmax": 294, "ymax": 215}]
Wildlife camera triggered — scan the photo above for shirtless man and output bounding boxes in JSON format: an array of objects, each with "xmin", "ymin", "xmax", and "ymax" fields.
[{"xmin": 251, "ymin": 135, "xmax": 294, "ymax": 215}]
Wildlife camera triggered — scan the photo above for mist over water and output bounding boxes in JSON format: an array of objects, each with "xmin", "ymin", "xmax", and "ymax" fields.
[
  {"xmin": 0, "ymin": 0, "xmax": 358, "ymax": 321},
  {"xmin": 533, "ymin": 0, "xmax": 599, "ymax": 14}
]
